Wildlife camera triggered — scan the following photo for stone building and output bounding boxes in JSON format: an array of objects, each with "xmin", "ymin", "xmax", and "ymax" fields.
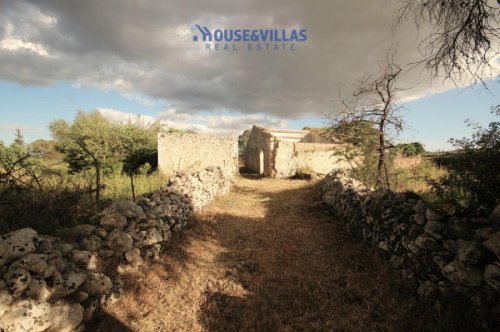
[
  {"xmin": 243, "ymin": 125, "xmax": 351, "ymax": 178},
  {"xmin": 158, "ymin": 133, "xmax": 238, "ymax": 177}
]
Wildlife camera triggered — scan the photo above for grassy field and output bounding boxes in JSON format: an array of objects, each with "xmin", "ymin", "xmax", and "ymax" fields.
[
  {"xmin": 389, "ymin": 157, "xmax": 446, "ymax": 193},
  {"xmin": 0, "ymin": 162, "xmax": 165, "ymax": 234}
]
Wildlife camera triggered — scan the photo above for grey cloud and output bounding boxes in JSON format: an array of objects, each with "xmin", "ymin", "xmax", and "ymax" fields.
[{"xmin": 0, "ymin": 0, "xmax": 498, "ymax": 121}]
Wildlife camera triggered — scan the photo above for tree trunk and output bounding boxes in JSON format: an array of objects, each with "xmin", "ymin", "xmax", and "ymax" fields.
[
  {"xmin": 129, "ymin": 173, "xmax": 136, "ymax": 202},
  {"xmin": 376, "ymin": 121, "xmax": 386, "ymax": 188},
  {"xmin": 95, "ymin": 161, "xmax": 101, "ymax": 207}
]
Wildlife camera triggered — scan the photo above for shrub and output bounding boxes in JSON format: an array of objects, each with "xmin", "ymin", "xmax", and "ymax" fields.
[
  {"xmin": 394, "ymin": 142, "xmax": 425, "ymax": 157},
  {"xmin": 427, "ymin": 108, "xmax": 500, "ymax": 216}
]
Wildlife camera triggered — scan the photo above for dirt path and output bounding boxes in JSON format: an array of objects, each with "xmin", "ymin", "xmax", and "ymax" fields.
[{"xmin": 93, "ymin": 177, "xmax": 437, "ymax": 331}]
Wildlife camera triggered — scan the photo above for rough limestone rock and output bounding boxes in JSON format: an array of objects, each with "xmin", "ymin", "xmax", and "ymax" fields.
[
  {"xmin": 484, "ymin": 264, "xmax": 500, "ymax": 291},
  {"xmin": 104, "ymin": 229, "xmax": 133, "ymax": 252},
  {"xmin": 9, "ymin": 253, "xmax": 50, "ymax": 278},
  {"xmin": 46, "ymin": 300, "xmax": 84, "ymax": 332},
  {"xmin": 483, "ymin": 231, "xmax": 500, "ymax": 257},
  {"xmin": 321, "ymin": 170, "xmax": 499, "ymax": 330},
  {"xmin": 425, "ymin": 208, "xmax": 444, "ymax": 221},
  {"xmin": 81, "ymin": 273, "xmax": 112, "ymax": 295},
  {"xmin": 100, "ymin": 213, "xmax": 127, "ymax": 230},
  {"xmin": 0, "ymin": 228, "xmax": 38, "ymax": 266},
  {"xmin": 442, "ymin": 260, "xmax": 483, "ymax": 287},
  {"xmin": 0, "ymin": 289, "xmax": 13, "ymax": 317},
  {"xmin": 3, "ymin": 267, "xmax": 31, "ymax": 297},
  {"xmin": 0, "ymin": 167, "xmax": 233, "ymax": 331},
  {"xmin": 26, "ymin": 278, "xmax": 52, "ymax": 301},
  {"xmin": 63, "ymin": 272, "xmax": 87, "ymax": 295},
  {"xmin": 71, "ymin": 250, "xmax": 98, "ymax": 270},
  {"xmin": 417, "ymin": 280, "xmax": 439, "ymax": 300},
  {"xmin": 104, "ymin": 200, "xmax": 146, "ymax": 220},
  {"xmin": 141, "ymin": 228, "xmax": 163, "ymax": 246},
  {"xmin": 489, "ymin": 204, "xmax": 500, "ymax": 223},
  {"xmin": 125, "ymin": 248, "xmax": 144, "ymax": 267},
  {"xmin": 0, "ymin": 299, "xmax": 52, "ymax": 332},
  {"xmin": 424, "ymin": 219, "xmax": 444, "ymax": 239},
  {"xmin": 456, "ymin": 240, "xmax": 482, "ymax": 265},
  {"xmin": 79, "ymin": 235, "xmax": 102, "ymax": 252},
  {"xmin": 415, "ymin": 235, "xmax": 442, "ymax": 251}
]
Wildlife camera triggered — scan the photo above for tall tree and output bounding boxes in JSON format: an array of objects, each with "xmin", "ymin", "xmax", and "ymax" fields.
[
  {"xmin": 50, "ymin": 111, "xmax": 122, "ymax": 206},
  {"xmin": 13, "ymin": 129, "xmax": 25, "ymax": 147},
  {"xmin": 332, "ymin": 59, "xmax": 405, "ymax": 189},
  {"xmin": 397, "ymin": 0, "xmax": 500, "ymax": 81}
]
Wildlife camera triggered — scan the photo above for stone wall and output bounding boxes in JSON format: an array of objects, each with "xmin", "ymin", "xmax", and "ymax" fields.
[
  {"xmin": 158, "ymin": 133, "xmax": 238, "ymax": 177},
  {"xmin": 273, "ymin": 141, "xmax": 352, "ymax": 178},
  {"xmin": 393, "ymin": 154, "xmax": 422, "ymax": 169},
  {"xmin": 321, "ymin": 171, "xmax": 500, "ymax": 330},
  {"xmin": 0, "ymin": 167, "xmax": 232, "ymax": 332}
]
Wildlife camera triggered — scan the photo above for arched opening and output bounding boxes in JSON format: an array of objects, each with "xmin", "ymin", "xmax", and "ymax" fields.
[{"xmin": 259, "ymin": 149, "xmax": 264, "ymax": 175}]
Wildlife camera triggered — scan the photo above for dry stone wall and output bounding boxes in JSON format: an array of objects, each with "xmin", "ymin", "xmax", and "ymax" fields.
[
  {"xmin": 158, "ymin": 133, "xmax": 238, "ymax": 177},
  {"xmin": 321, "ymin": 171, "xmax": 500, "ymax": 330},
  {"xmin": 0, "ymin": 167, "xmax": 232, "ymax": 332}
]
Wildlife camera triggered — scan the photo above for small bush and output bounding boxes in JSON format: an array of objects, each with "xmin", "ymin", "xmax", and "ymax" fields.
[
  {"xmin": 427, "ymin": 109, "xmax": 500, "ymax": 216},
  {"xmin": 393, "ymin": 142, "xmax": 425, "ymax": 157}
]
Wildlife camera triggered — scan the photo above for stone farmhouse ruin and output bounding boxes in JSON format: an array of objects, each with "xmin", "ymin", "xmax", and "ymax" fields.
[
  {"xmin": 243, "ymin": 125, "xmax": 351, "ymax": 178},
  {"xmin": 157, "ymin": 126, "xmax": 351, "ymax": 179}
]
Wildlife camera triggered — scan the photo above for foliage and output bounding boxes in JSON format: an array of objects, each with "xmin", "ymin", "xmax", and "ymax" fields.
[
  {"xmin": 393, "ymin": 142, "xmax": 425, "ymax": 157},
  {"xmin": 13, "ymin": 129, "xmax": 25, "ymax": 146},
  {"xmin": 50, "ymin": 111, "xmax": 122, "ymax": 172},
  {"xmin": 0, "ymin": 111, "xmax": 173, "ymax": 233},
  {"xmin": 120, "ymin": 122, "xmax": 159, "ymax": 174},
  {"xmin": 50, "ymin": 111, "xmax": 124, "ymax": 205},
  {"xmin": 331, "ymin": 57, "xmax": 405, "ymax": 189},
  {"xmin": 0, "ymin": 139, "xmax": 43, "ymax": 191},
  {"xmin": 427, "ymin": 108, "xmax": 500, "ymax": 216},
  {"xmin": 27, "ymin": 139, "xmax": 64, "ymax": 164},
  {"xmin": 329, "ymin": 120, "xmax": 380, "ymax": 187},
  {"xmin": 120, "ymin": 121, "xmax": 160, "ymax": 201}
]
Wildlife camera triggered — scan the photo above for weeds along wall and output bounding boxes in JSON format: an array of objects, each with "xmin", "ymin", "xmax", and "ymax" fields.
[
  {"xmin": 321, "ymin": 171, "xmax": 500, "ymax": 330},
  {"xmin": 158, "ymin": 133, "xmax": 238, "ymax": 177},
  {"xmin": 0, "ymin": 167, "xmax": 232, "ymax": 332}
]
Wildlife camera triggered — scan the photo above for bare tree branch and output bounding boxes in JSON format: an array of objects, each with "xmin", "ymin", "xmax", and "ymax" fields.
[{"xmin": 397, "ymin": 0, "xmax": 500, "ymax": 83}]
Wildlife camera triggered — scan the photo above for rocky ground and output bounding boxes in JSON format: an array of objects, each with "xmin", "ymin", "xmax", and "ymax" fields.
[{"xmin": 91, "ymin": 176, "xmax": 447, "ymax": 332}]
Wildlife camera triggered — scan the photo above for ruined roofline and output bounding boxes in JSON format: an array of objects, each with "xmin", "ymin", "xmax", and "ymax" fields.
[
  {"xmin": 158, "ymin": 132, "xmax": 236, "ymax": 138},
  {"xmin": 251, "ymin": 125, "xmax": 310, "ymax": 135}
]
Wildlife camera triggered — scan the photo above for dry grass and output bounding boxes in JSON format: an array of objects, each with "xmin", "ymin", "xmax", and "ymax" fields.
[{"xmin": 90, "ymin": 176, "xmax": 444, "ymax": 332}]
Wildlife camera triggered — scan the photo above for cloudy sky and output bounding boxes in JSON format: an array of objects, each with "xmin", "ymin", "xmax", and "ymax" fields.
[{"xmin": 0, "ymin": 0, "xmax": 499, "ymax": 150}]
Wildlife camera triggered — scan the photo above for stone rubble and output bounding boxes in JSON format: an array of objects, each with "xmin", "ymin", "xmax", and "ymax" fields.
[
  {"xmin": 321, "ymin": 170, "xmax": 500, "ymax": 330},
  {"xmin": 0, "ymin": 167, "xmax": 232, "ymax": 331}
]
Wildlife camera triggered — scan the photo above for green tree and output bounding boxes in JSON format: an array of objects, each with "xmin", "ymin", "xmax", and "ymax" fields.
[
  {"xmin": 49, "ymin": 111, "xmax": 122, "ymax": 206},
  {"xmin": 394, "ymin": 142, "xmax": 425, "ymax": 157},
  {"xmin": 0, "ymin": 139, "xmax": 42, "ymax": 191},
  {"xmin": 429, "ymin": 106, "xmax": 500, "ymax": 215},
  {"xmin": 119, "ymin": 122, "xmax": 160, "ymax": 201},
  {"xmin": 13, "ymin": 129, "xmax": 25, "ymax": 147}
]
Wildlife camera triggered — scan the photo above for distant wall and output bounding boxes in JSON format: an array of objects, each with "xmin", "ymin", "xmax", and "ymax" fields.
[
  {"xmin": 274, "ymin": 142, "xmax": 353, "ymax": 178},
  {"xmin": 393, "ymin": 154, "xmax": 422, "ymax": 169},
  {"xmin": 158, "ymin": 133, "xmax": 238, "ymax": 177}
]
